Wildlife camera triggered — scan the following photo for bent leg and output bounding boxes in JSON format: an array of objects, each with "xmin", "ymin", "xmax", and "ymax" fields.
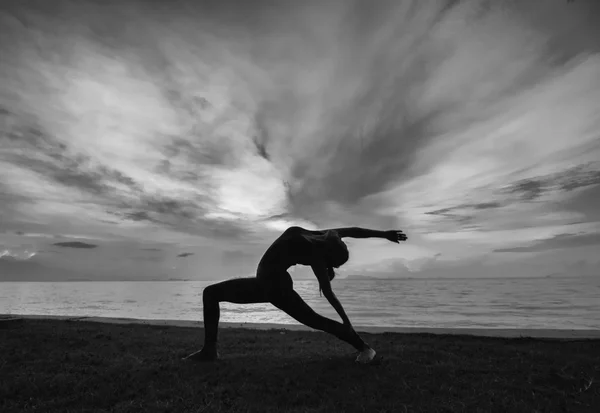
[
  {"xmin": 270, "ymin": 290, "xmax": 368, "ymax": 351},
  {"xmin": 188, "ymin": 278, "xmax": 268, "ymax": 361},
  {"xmin": 203, "ymin": 277, "xmax": 268, "ymax": 344}
]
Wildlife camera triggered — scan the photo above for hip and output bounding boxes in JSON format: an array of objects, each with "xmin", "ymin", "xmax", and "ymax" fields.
[{"xmin": 256, "ymin": 265, "xmax": 294, "ymax": 295}]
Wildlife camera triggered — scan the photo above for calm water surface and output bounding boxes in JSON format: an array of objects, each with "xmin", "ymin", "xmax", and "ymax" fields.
[{"xmin": 2, "ymin": 277, "xmax": 599, "ymax": 329}]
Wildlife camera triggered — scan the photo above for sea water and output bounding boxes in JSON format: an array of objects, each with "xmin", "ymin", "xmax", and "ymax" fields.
[{"xmin": 1, "ymin": 277, "xmax": 599, "ymax": 329}]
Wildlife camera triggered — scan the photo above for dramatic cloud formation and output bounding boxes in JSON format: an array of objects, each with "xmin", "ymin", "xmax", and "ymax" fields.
[{"xmin": 1, "ymin": 0, "xmax": 599, "ymax": 280}]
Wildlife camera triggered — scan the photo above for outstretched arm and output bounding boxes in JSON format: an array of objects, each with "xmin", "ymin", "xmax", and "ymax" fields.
[{"xmin": 328, "ymin": 227, "xmax": 407, "ymax": 243}]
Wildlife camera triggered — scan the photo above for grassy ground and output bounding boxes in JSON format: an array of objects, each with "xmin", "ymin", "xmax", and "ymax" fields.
[{"xmin": 1, "ymin": 320, "xmax": 599, "ymax": 412}]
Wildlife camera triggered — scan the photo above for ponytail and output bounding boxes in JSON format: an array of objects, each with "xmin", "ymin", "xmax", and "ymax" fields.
[
  {"xmin": 304, "ymin": 229, "xmax": 347, "ymax": 296},
  {"xmin": 319, "ymin": 266, "xmax": 336, "ymax": 296},
  {"xmin": 328, "ymin": 266, "xmax": 336, "ymax": 282}
]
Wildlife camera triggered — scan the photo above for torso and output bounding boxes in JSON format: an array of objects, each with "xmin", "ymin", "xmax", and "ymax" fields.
[{"xmin": 256, "ymin": 226, "xmax": 321, "ymax": 278}]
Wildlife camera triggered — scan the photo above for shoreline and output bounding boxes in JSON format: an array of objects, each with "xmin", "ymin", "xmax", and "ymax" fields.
[{"xmin": 3, "ymin": 314, "xmax": 599, "ymax": 339}]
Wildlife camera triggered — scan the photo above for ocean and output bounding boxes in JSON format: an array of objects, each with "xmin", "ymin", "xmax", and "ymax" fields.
[{"xmin": 1, "ymin": 277, "xmax": 599, "ymax": 330}]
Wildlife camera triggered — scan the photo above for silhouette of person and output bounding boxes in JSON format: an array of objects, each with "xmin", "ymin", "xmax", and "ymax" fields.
[{"xmin": 184, "ymin": 226, "xmax": 407, "ymax": 363}]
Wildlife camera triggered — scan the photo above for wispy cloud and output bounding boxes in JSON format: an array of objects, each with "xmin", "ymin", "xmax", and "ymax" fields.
[
  {"xmin": 0, "ymin": 249, "xmax": 36, "ymax": 261},
  {"xmin": 494, "ymin": 232, "xmax": 600, "ymax": 253},
  {"xmin": 53, "ymin": 242, "xmax": 98, "ymax": 249}
]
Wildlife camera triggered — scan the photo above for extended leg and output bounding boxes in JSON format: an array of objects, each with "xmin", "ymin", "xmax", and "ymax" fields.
[
  {"xmin": 186, "ymin": 277, "xmax": 267, "ymax": 361},
  {"xmin": 270, "ymin": 290, "xmax": 369, "ymax": 352}
]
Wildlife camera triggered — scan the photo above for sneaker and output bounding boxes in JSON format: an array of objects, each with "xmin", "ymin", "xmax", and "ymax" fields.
[{"xmin": 355, "ymin": 347, "xmax": 376, "ymax": 364}]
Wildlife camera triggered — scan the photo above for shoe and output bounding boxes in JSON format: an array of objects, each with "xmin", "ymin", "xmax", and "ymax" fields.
[{"xmin": 355, "ymin": 347, "xmax": 376, "ymax": 364}]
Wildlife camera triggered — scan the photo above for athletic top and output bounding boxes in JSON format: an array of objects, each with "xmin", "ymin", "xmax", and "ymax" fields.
[{"xmin": 257, "ymin": 226, "xmax": 321, "ymax": 274}]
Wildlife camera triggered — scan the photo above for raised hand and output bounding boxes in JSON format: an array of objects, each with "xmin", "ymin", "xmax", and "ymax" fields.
[{"xmin": 384, "ymin": 230, "xmax": 407, "ymax": 243}]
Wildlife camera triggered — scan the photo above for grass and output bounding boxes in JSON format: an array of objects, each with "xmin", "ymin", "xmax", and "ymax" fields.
[{"xmin": 1, "ymin": 320, "xmax": 599, "ymax": 412}]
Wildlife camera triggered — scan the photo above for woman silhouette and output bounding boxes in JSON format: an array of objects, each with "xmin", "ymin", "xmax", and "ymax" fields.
[{"xmin": 185, "ymin": 226, "xmax": 407, "ymax": 363}]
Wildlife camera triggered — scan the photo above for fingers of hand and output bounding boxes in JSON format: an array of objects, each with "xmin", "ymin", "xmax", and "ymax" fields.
[{"xmin": 388, "ymin": 230, "xmax": 407, "ymax": 242}]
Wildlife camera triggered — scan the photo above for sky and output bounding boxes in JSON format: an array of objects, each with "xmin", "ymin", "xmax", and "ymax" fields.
[{"xmin": 1, "ymin": 0, "xmax": 599, "ymax": 281}]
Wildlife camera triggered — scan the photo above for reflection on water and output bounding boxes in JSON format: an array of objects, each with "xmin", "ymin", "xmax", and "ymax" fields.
[{"xmin": 1, "ymin": 277, "xmax": 599, "ymax": 329}]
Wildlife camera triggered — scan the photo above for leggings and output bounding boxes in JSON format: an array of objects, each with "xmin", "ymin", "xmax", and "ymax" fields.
[{"xmin": 201, "ymin": 272, "xmax": 367, "ymax": 351}]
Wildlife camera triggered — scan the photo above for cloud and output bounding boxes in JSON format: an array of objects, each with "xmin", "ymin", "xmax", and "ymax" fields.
[
  {"xmin": 53, "ymin": 241, "xmax": 98, "ymax": 249},
  {"xmin": 0, "ymin": 0, "xmax": 599, "ymax": 280},
  {"xmin": 493, "ymin": 232, "xmax": 600, "ymax": 253},
  {"xmin": 0, "ymin": 249, "xmax": 37, "ymax": 261},
  {"xmin": 505, "ymin": 164, "xmax": 600, "ymax": 201},
  {"xmin": 509, "ymin": 179, "xmax": 545, "ymax": 201},
  {"xmin": 413, "ymin": 163, "xmax": 600, "ymax": 236}
]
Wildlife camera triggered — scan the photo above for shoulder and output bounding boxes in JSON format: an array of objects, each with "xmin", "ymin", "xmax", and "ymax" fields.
[
  {"xmin": 283, "ymin": 226, "xmax": 304, "ymax": 233},
  {"xmin": 284, "ymin": 226, "xmax": 326, "ymax": 236}
]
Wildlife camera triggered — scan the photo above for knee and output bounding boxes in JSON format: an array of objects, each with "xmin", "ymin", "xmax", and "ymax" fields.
[{"xmin": 203, "ymin": 284, "xmax": 220, "ymax": 303}]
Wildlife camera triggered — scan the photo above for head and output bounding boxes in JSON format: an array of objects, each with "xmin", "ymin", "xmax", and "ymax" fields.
[
  {"xmin": 305, "ymin": 230, "xmax": 349, "ymax": 293},
  {"xmin": 322, "ymin": 230, "xmax": 349, "ymax": 271}
]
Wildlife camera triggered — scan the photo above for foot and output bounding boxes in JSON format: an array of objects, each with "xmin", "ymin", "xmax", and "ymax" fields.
[
  {"xmin": 183, "ymin": 347, "xmax": 219, "ymax": 362},
  {"xmin": 355, "ymin": 346, "xmax": 376, "ymax": 364}
]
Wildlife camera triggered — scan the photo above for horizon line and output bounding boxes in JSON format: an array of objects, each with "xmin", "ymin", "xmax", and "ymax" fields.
[{"xmin": 0, "ymin": 275, "xmax": 597, "ymax": 282}]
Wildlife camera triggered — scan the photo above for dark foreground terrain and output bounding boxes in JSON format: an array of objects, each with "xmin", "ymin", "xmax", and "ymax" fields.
[{"xmin": 1, "ymin": 319, "xmax": 599, "ymax": 412}]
